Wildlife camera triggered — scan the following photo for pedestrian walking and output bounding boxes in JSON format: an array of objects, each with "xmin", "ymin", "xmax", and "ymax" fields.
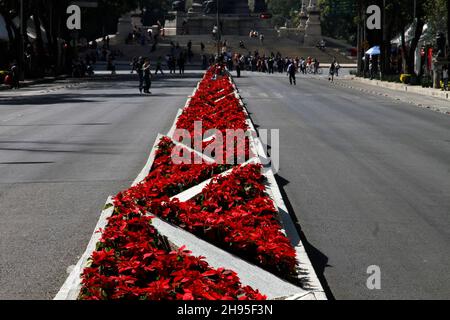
[
  {"xmin": 10, "ymin": 61, "xmax": 20, "ymax": 89},
  {"xmin": 201, "ymin": 54, "xmax": 208, "ymax": 70},
  {"xmin": 178, "ymin": 52, "xmax": 186, "ymax": 75},
  {"xmin": 287, "ymin": 61, "xmax": 296, "ymax": 85},
  {"xmin": 137, "ymin": 56, "xmax": 145, "ymax": 93},
  {"xmin": 107, "ymin": 56, "xmax": 116, "ymax": 75},
  {"xmin": 300, "ymin": 57, "xmax": 306, "ymax": 74},
  {"xmin": 155, "ymin": 56, "xmax": 164, "ymax": 75},
  {"xmin": 187, "ymin": 40, "xmax": 193, "ymax": 63},
  {"xmin": 142, "ymin": 59, "xmax": 152, "ymax": 94},
  {"xmin": 236, "ymin": 60, "xmax": 241, "ymax": 78},
  {"xmin": 268, "ymin": 57, "xmax": 274, "ymax": 74},
  {"xmin": 442, "ymin": 65, "xmax": 449, "ymax": 91},
  {"xmin": 168, "ymin": 55, "xmax": 176, "ymax": 74},
  {"xmin": 369, "ymin": 59, "xmax": 374, "ymax": 80},
  {"xmin": 313, "ymin": 58, "xmax": 320, "ymax": 75},
  {"xmin": 335, "ymin": 62, "xmax": 341, "ymax": 77},
  {"xmin": 329, "ymin": 62, "xmax": 336, "ymax": 82},
  {"xmin": 130, "ymin": 57, "xmax": 138, "ymax": 74}
]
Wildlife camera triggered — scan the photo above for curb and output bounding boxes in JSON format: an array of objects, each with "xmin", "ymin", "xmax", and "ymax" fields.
[
  {"xmin": 55, "ymin": 196, "xmax": 114, "ymax": 300},
  {"xmin": 334, "ymin": 77, "xmax": 450, "ymax": 116},
  {"xmin": 350, "ymin": 76, "xmax": 450, "ymax": 101},
  {"xmin": 0, "ymin": 76, "xmax": 69, "ymax": 92}
]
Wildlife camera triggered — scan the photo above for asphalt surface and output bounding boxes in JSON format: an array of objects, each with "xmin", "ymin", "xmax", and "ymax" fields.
[
  {"xmin": 1, "ymin": 70, "xmax": 449, "ymax": 300},
  {"xmin": 235, "ymin": 71, "xmax": 450, "ymax": 300},
  {"xmin": 0, "ymin": 73, "xmax": 202, "ymax": 299}
]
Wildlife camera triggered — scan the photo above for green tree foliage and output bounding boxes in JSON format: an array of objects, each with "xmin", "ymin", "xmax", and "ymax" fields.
[
  {"xmin": 0, "ymin": 0, "xmax": 173, "ymax": 72},
  {"xmin": 424, "ymin": 0, "xmax": 448, "ymax": 35},
  {"xmin": 266, "ymin": 0, "xmax": 300, "ymax": 27},
  {"xmin": 318, "ymin": 0, "xmax": 357, "ymax": 44}
]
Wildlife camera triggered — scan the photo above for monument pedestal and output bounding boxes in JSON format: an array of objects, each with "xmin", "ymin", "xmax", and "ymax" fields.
[
  {"xmin": 304, "ymin": 1, "xmax": 322, "ymax": 47},
  {"xmin": 165, "ymin": 11, "xmax": 274, "ymax": 36},
  {"xmin": 115, "ymin": 13, "xmax": 133, "ymax": 44}
]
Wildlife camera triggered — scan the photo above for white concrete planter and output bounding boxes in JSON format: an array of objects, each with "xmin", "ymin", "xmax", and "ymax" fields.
[{"xmin": 55, "ymin": 72, "xmax": 327, "ymax": 301}]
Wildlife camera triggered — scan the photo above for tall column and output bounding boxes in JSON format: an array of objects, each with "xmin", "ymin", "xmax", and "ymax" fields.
[
  {"xmin": 298, "ymin": 0, "xmax": 308, "ymax": 30},
  {"xmin": 304, "ymin": 0, "xmax": 322, "ymax": 46}
]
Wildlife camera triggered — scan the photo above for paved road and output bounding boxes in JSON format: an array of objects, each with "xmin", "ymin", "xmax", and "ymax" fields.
[
  {"xmin": 0, "ymin": 73, "xmax": 202, "ymax": 299},
  {"xmin": 235, "ymin": 72, "xmax": 450, "ymax": 300}
]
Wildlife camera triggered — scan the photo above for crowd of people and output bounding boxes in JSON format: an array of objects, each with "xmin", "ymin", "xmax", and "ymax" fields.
[
  {"xmin": 216, "ymin": 49, "xmax": 343, "ymax": 85},
  {"xmin": 219, "ymin": 50, "xmax": 340, "ymax": 81}
]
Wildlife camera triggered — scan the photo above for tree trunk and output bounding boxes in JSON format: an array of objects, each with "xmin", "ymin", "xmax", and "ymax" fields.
[
  {"xmin": 447, "ymin": 0, "xmax": 450, "ymax": 57},
  {"xmin": 401, "ymin": 27, "xmax": 407, "ymax": 74},
  {"xmin": 406, "ymin": 19, "xmax": 425, "ymax": 75}
]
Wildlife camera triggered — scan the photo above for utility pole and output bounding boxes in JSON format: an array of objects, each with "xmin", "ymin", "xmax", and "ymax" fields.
[
  {"xmin": 216, "ymin": 0, "xmax": 221, "ymax": 58},
  {"xmin": 19, "ymin": 0, "xmax": 25, "ymax": 81},
  {"xmin": 357, "ymin": 0, "xmax": 361, "ymax": 75},
  {"xmin": 414, "ymin": 0, "xmax": 416, "ymax": 19},
  {"xmin": 380, "ymin": 0, "xmax": 386, "ymax": 79},
  {"xmin": 447, "ymin": 0, "xmax": 450, "ymax": 57}
]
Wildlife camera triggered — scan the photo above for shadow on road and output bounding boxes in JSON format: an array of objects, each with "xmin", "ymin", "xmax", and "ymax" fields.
[
  {"xmin": 275, "ymin": 174, "xmax": 336, "ymax": 300},
  {"xmin": 0, "ymin": 95, "xmax": 101, "ymax": 105}
]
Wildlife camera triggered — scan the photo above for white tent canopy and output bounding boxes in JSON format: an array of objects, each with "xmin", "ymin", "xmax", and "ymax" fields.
[{"xmin": 391, "ymin": 23, "xmax": 429, "ymax": 45}]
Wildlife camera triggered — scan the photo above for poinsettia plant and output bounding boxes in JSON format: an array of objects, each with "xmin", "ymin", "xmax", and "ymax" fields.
[{"xmin": 79, "ymin": 65, "xmax": 298, "ymax": 300}]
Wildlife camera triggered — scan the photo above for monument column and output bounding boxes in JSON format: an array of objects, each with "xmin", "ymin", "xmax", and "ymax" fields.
[
  {"xmin": 304, "ymin": 0, "xmax": 322, "ymax": 46},
  {"xmin": 298, "ymin": 0, "xmax": 308, "ymax": 30}
]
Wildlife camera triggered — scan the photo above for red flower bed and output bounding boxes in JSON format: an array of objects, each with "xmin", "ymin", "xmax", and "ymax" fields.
[
  {"xmin": 176, "ymin": 74, "xmax": 248, "ymax": 135},
  {"xmin": 150, "ymin": 164, "xmax": 298, "ymax": 280},
  {"xmin": 80, "ymin": 201, "xmax": 265, "ymax": 300},
  {"xmin": 79, "ymin": 65, "xmax": 298, "ymax": 300},
  {"xmin": 139, "ymin": 136, "xmax": 230, "ymax": 198}
]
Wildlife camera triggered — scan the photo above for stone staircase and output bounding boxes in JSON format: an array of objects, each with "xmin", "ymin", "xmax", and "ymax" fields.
[{"xmin": 107, "ymin": 34, "xmax": 355, "ymax": 66}]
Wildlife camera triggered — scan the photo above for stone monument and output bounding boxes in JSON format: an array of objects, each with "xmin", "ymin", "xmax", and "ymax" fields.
[
  {"xmin": 165, "ymin": 0, "xmax": 272, "ymax": 36},
  {"xmin": 304, "ymin": 0, "xmax": 322, "ymax": 46},
  {"xmin": 298, "ymin": 0, "xmax": 308, "ymax": 31}
]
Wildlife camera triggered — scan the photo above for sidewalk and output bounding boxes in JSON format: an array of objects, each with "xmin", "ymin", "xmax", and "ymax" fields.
[
  {"xmin": 350, "ymin": 76, "xmax": 449, "ymax": 100},
  {"xmin": 0, "ymin": 75, "xmax": 69, "ymax": 92},
  {"xmin": 335, "ymin": 76, "xmax": 450, "ymax": 116}
]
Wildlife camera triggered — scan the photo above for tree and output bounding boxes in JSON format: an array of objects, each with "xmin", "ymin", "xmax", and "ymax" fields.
[
  {"xmin": 265, "ymin": 0, "xmax": 300, "ymax": 27},
  {"xmin": 318, "ymin": 0, "xmax": 357, "ymax": 44}
]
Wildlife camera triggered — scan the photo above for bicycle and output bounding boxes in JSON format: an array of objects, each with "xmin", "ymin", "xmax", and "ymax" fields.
[{"xmin": 307, "ymin": 66, "xmax": 323, "ymax": 75}]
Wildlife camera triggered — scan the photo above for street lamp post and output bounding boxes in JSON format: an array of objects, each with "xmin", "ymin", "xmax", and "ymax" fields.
[
  {"xmin": 380, "ymin": 0, "xmax": 385, "ymax": 80},
  {"xmin": 19, "ymin": 0, "xmax": 25, "ymax": 81},
  {"xmin": 216, "ymin": 0, "xmax": 221, "ymax": 58}
]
